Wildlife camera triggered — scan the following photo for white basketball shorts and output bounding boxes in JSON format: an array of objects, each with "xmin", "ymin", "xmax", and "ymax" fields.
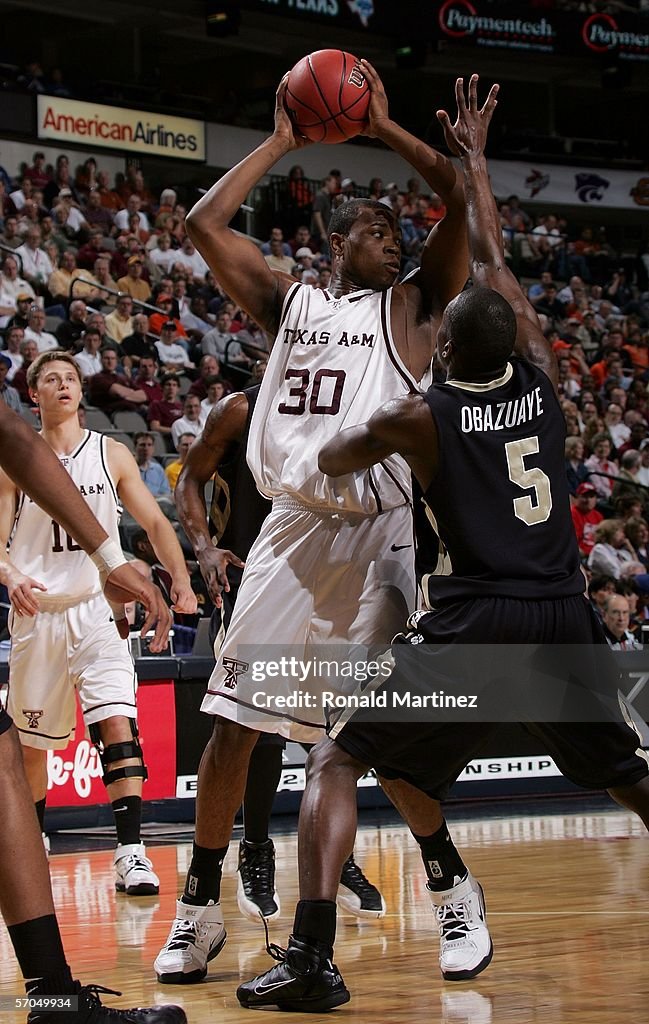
[
  {"xmin": 201, "ymin": 496, "xmax": 415, "ymax": 740},
  {"xmin": 8, "ymin": 592, "xmax": 137, "ymax": 750}
]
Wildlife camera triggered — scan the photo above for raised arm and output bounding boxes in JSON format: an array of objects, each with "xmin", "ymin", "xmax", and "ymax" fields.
[
  {"xmin": 186, "ymin": 78, "xmax": 308, "ymax": 337},
  {"xmin": 175, "ymin": 392, "xmax": 247, "ymax": 606},
  {"xmin": 437, "ymin": 75, "xmax": 557, "ymax": 391}
]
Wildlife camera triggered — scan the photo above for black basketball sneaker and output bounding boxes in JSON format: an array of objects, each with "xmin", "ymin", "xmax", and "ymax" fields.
[
  {"xmin": 236, "ymin": 935, "xmax": 350, "ymax": 1012},
  {"xmin": 27, "ymin": 980, "xmax": 187, "ymax": 1024}
]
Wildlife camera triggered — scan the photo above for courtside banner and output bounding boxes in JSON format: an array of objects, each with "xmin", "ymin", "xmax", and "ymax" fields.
[{"xmin": 36, "ymin": 96, "xmax": 205, "ymax": 161}]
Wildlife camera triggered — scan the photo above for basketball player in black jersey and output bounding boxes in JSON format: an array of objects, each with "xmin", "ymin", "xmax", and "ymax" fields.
[
  {"xmin": 0, "ymin": 403, "xmax": 181, "ymax": 1024},
  {"xmin": 174, "ymin": 385, "xmax": 387, "ymax": 922},
  {"xmin": 237, "ymin": 77, "xmax": 649, "ymax": 1012}
]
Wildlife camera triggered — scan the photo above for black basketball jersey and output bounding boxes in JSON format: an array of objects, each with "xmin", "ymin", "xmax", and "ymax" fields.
[
  {"xmin": 209, "ymin": 385, "xmax": 271, "ymax": 560},
  {"xmin": 420, "ymin": 357, "xmax": 584, "ymax": 605}
]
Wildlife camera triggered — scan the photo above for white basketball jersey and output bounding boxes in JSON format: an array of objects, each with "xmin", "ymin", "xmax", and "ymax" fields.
[
  {"xmin": 248, "ymin": 283, "xmax": 423, "ymax": 514},
  {"xmin": 9, "ymin": 430, "xmax": 123, "ymax": 601}
]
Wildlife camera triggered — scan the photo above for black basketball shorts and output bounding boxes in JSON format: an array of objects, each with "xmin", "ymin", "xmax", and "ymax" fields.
[{"xmin": 332, "ymin": 594, "xmax": 649, "ymax": 797}]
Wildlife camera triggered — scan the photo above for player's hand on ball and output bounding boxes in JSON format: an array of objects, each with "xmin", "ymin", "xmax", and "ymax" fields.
[
  {"xmin": 104, "ymin": 562, "xmax": 173, "ymax": 653},
  {"xmin": 171, "ymin": 579, "xmax": 198, "ymax": 615},
  {"xmin": 359, "ymin": 59, "xmax": 390, "ymax": 138},
  {"xmin": 437, "ymin": 74, "xmax": 499, "ymax": 158},
  {"xmin": 198, "ymin": 547, "xmax": 245, "ymax": 608},
  {"xmin": 275, "ymin": 75, "xmax": 311, "ymax": 150},
  {"xmin": 7, "ymin": 569, "xmax": 46, "ymax": 616}
]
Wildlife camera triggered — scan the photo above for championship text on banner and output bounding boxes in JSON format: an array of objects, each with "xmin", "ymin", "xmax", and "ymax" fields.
[{"xmin": 36, "ymin": 95, "xmax": 206, "ymax": 161}]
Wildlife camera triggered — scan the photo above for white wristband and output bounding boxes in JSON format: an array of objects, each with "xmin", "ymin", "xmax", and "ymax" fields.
[{"xmin": 90, "ymin": 538, "xmax": 127, "ymax": 585}]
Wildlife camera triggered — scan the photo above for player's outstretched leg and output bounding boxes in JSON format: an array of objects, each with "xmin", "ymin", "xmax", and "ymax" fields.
[
  {"xmin": 237, "ymin": 738, "xmax": 362, "ymax": 1011},
  {"xmin": 381, "ymin": 777, "xmax": 493, "ymax": 981},
  {"xmin": 0, "ymin": 720, "xmax": 186, "ymax": 1024},
  {"xmin": 155, "ymin": 717, "xmax": 258, "ymax": 983},
  {"xmin": 91, "ymin": 716, "xmax": 159, "ymax": 897}
]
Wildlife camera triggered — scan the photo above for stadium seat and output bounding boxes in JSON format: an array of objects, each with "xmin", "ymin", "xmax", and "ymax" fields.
[
  {"xmin": 104, "ymin": 430, "xmax": 135, "ymax": 453},
  {"xmin": 84, "ymin": 409, "xmax": 114, "ymax": 432},
  {"xmin": 45, "ymin": 315, "xmax": 63, "ymax": 334},
  {"xmin": 150, "ymin": 431, "xmax": 167, "ymax": 458},
  {"xmin": 113, "ymin": 410, "xmax": 149, "ymax": 434}
]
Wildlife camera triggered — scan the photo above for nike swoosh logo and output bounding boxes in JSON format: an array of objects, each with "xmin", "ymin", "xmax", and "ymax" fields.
[
  {"xmin": 254, "ymin": 978, "xmax": 294, "ymax": 994},
  {"xmin": 390, "ymin": 544, "xmax": 411, "ymax": 552}
]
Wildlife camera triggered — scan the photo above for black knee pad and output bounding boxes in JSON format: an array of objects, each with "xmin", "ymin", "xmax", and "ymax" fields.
[{"xmin": 89, "ymin": 718, "xmax": 148, "ymax": 786}]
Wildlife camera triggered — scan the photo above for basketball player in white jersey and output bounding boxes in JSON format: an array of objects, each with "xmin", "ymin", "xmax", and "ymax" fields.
[
  {"xmin": 0, "ymin": 351, "xmax": 196, "ymax": 896},
  {"xmin": 155, "ymin": 62, "xmax": 488, "ymax": 984}
]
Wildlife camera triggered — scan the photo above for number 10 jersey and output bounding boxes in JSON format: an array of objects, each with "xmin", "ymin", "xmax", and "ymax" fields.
[
  {"xmin": 247, "ymin": 282, "xmax": 423, "ymax": 514},
  {"xmin": 9, "ymin": 430, "xmax": 123, "ymax": 602}
]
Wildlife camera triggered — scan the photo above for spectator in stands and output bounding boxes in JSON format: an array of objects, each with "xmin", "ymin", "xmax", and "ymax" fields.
[
  {"xmin": 180, "ymin": 294, "xmax": 213, "ymax": 338},
  {"xmin": 96, "ymin": 169, "xmax": 122, "ymax": 213},
  {"xmin": 612, "ymin": 451, "xmax": 648, "ymax": 512},
  {"xmin": 200, "ymin": 376, "xmax": 227, "ymax": 419},
  {"xmin": 637, "ymin": 439, "xmax": 649, "ymax": 487},
  {"xmin": 173, "ymin": 239, "xmax": 208, "ymax": 285},
  {"xmin": 171, "ymin": 394, "xmax": 204, "ymax": 450},
  {"xmin": 8, "ymin": 175, "xmax": 34, "ymax": 214},
  {"xmin": 235, "ymin": 315, "xmax": 269, "ymax": 360},
  {"xmin": 604, "ymin": 402, "xmax": 631, "ymax": 451},
  {"xmin": 114, "ymin": 195, "xmax": 150, "ymax": 234},
  {"xmin": 260, "ymin": 228, "xmax": 292, "ymax": 257},
  {"xmin": 294, "ymin": 248, "xmax": 318, "ymax": 285},
  {"xmin": 148, "ymin": 233, "xmax": 176, "ymax": 275},
  {"xmin": 24, "ymin": 306, "xmax": 57, "ymax": 353},
  {"xmin": 155, "ymin": 189, "xmax": 178, "ymax": 229},
  {"xmin": 55, "ymin": 299, "xmax": 87, "ymax": 350},
  {"xmin": 87, "ymin": 347, "xmax": 148, "ymax": 414},
  {"xmin": 4, "ymin": 294, "xmax": 33, "ymax": 333},
  {"xmin": 588, "ymin": 519, "xmax": 638, "ymax": 579},
  {"xmin": 565, "ymin": 436, "xmax": 589, "ymax": 496},
  {"xmin": 1, "ymin": 325, "xmax": 25, "ymax": 379},
  {"xmin": 134, "ymin": 355, "xmax": 163, "ymax": 405},
  {"xmin": 52, "ymin": 188, "xmax": 88, "ymax": 237},
  {"xmin": 105, "ymin": 294, "xmax": 134, "ymax": 345},
  {"xmin": 201, "ymin": 310, "xmax": 249, "ymax": 367},
  {"xmin": 0, "ymin": 215, "xmax": 22, "ymax": 250},
  {"xmin": 23, "ymin": 151, "xmax": 50, "ymax": 189},
  {"xmin": 534, "ymin": 281, "xmax": 566, "ymax": 326},
  {"xmin": 165, "ymin": 433, "xmax": 196, "ymax": 492},
  {"xmin": 571, "ymin": 483, "xmax": 603, "ymax": 559},
  {"xmin": 116, "ymin": 255, "xmax": 151, "ymax": 304},
  {"xmin": 0, "ymin": 353, "xmax": 21, "ymax": 412},
  {"xmin": 585, "ymin": 433, "xmax": 618, "ymax": 504},
  {"xmin": 76, "ymin": 230, "xmax": 108, "ymax": 271},
  {"xmin": 188, "ymin": 354, "xmax": 221, "ymax": 401},
  {"xmin": 625, "ymin": 517, "xmax": 649, "ymax": 569},
  {"xmin": 73, "ymin": 327, "xmax": 103, "ymax": 378},
  {"xmin": 92, "ymin": 257, "xmax": 118, "ymax": 306},
  {"xmin": 284, "ymin": 166, "xmax": 313, "ymax": 237},
  {"xmin": 149, "ymin": 293, "xmax": 187, "ymax": 339},
  {"xmin": 155, "ymin": 322, "xmax": 194, "ymax": 373},
  {"xmin": 84, "ymin": 188, "xmax": 114, "ymax": 234},
  {"xmin": 588, "ymin": 574, "xmax": 617, "ymax": 619},
  {"xmin": 171, "ymin": 277, "xmax": 191, "ymax": 320},
  {"xmin": 134, "ymin": 432, "xmax": 171, "ymax": 498},
  {"xmin": 147, "ymin": 374, "xmax": 183, "ymax": 440},
  {"xmin": 263, "ymin": 236, "xmax": 296, "ymax": 276},
  {"xmin": 47, "ymin": 251, "xmax": 96, "ymax": 304},
  {"xmin": 121, "ymin": 313, "xmax": 158, "ymax": 371},
  {"xmin": 288, "ymin": 224, "xmax": 318, "ymax": 259},
  {"xmin": 601, "ymin": 593, "xmax": 642, "ymax": 650},
  {"xmin": 15, "ymin": 226, "xmax": 54, "ymax": 294},
  {"xmin": 75, "ymin": 157, "xmax": 98, "ymax": 196}
]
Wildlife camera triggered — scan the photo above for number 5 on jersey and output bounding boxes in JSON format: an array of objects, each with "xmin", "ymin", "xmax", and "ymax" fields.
[{"xmin": 505, "ymin": 436, "xmax": 552, "ymax": 526}]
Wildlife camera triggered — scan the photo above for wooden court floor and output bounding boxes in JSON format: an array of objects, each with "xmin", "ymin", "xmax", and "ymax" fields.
[{"xmin": 1, "ymin": 806, "xmax": 648, "ymax": 1023}]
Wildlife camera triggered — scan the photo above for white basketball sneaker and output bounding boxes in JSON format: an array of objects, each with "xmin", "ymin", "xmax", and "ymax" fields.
[
  {"xmin": 154, "ymin": 899, "xmax": 227, "ymax": 984},
  {"xmin": 114, "ymin": 842, "xmax": 160, "ymax": 896},
  {"xmin": 428, "ymin": 872, "xmax": 493, "ymax": 981}
]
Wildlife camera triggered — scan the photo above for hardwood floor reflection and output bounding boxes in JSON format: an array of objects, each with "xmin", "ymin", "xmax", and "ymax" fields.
[{"xmin": 0, "ymin": 807, "xmax": 647, "ymax": 1023}]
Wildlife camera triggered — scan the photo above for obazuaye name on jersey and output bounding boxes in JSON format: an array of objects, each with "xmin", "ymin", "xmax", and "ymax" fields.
[{"xmin": 460, "ymin": 384, "xmax": 544, "ymax": 433}]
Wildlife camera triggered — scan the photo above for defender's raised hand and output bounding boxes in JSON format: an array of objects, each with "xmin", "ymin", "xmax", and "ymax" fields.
[{"xmin": 437, "ymin": 74, "xmax": 499, "ymax": 158}]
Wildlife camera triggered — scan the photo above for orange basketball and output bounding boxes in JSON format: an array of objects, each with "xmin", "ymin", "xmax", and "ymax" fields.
[{"xmin": 285, "ymin": 49, "xmax": 370, "ymax": 144}]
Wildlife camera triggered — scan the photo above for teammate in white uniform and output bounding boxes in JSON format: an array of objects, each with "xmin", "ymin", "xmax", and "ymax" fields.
[
  {"xmin": 155, "ymin": 62, "xmax": 479, "ymax": 986},
  {"xmin": 0, "ymin": 351, "xmax": 196, "ymax": 896}
]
